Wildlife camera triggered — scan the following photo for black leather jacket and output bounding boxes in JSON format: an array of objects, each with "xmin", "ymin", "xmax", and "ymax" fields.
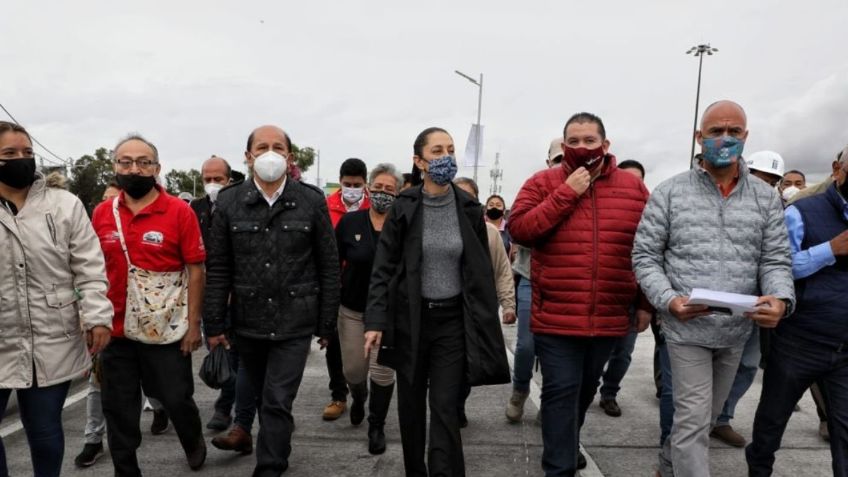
[{"xmin": 203, "ymin": 179, "xmax": 340, "ymax": 340}]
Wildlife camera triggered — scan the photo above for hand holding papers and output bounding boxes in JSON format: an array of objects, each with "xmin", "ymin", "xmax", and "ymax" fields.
[{"xmin": 686, "ymin": 288, "xmax": 759, "ymax": 316}]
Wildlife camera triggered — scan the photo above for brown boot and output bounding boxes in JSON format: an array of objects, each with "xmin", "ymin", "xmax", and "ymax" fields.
[
  {"xmin": 322, "ymin": 400, "xmax": 347, "ymax": 421},
  {"xmin": 211, "ymin": 425, "xmax": 253, "ymax": 455},
  {"xmin": 710, "ymin": 424, "xmax": 746, "ymax": 447}
]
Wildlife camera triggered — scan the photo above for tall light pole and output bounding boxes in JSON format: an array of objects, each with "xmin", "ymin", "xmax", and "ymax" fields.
[
  {"xmin": 686, "ymin": 44, "xmax": 718, "ymax": 168},
  {"xmin": 455, "ymin": 70, "xmax": 483, "ymax": 183}
]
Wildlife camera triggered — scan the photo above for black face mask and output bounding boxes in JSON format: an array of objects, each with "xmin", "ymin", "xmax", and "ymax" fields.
[
  {"xmin": 0, "ymin": 157, "xmax": 37, "ymax": 189},
  {"xmin": 116, "ymin": 174, "xmax": 157, "ymax": 199},
  {"xmin": 486, "ymin": 207, "xmax": 505, "ymax": 220}
]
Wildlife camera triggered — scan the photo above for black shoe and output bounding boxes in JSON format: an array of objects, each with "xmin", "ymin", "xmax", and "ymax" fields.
[
  {"xmin": 578, "ymin": 451, "xmax": 587, "ymax": 470},
  {"xmin": 74, "ymin": 442, "xmax": 104, "ymax": 468},
  {"xmin": 186, "ymin": 438, "xmax": 207, "ymax": 471},
  {"xmin": 368, "ymin": 423, "xmax": 386, "ymax": 455},
  {"xmin": 599, "ymin": 398, "xmax": 622, "ymax": 417},
  {"xmin": 206, "ymin": 411, "xmax": 232, "ymax": 431},
  {"xmin": 151, "ymin": 409, "xmax": 170, "ymax": 435}
]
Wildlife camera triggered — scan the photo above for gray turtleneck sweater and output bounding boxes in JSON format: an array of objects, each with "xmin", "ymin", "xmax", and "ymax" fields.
[{"xmin": 421, "ymin": 188, "xmax": 464, "ymax": 299}]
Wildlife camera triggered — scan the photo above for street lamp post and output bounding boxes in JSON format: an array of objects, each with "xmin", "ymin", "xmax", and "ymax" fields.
[
  {"xmin": 455, "ymin": 70, "xmax": 483, "ymax": 183},
  {"xmin": 686, "ymin": 44, "xmax": 718, "ymax": 168}
]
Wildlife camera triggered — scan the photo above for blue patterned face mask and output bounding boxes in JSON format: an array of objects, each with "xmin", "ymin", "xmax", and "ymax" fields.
[
  {"xmin": 426, "ymin": 155, "xmax": 458, "ymax": 186},
  {"xmin": 702, "ymin": 136, "xmax": 745, "ymax": 168}
]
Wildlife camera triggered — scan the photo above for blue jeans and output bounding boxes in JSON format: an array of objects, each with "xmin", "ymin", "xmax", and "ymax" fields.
[
  {"xmin": 512, "ymin": 277, "xmax": 534, "ymax": 393},
  {"xmin": 214, "ymin": 349, "xmax": 257, "ymax": 432},
  {"xmin": 746, "ymin": 329, "xmax": 848, "ymax": 476},
  {"xmin": 535, "ymin": 334, "xmax": 617, "ymax": 476},
  {"xmin": 0, "ymin": 380, "xmax": 71, "ymax": 477},
  {"xmin": 658, "ymin": 342, "xmax": 674, "ymax": 446},
  {"xmin": 716, "ymin": 326, "xmax": 760, "ymax": 426},
  {"xmin": 600, "ymin": 329, "xmax": 638, "ymax": 400}
]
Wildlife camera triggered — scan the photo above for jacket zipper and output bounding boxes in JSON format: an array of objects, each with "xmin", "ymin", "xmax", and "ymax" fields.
[
  {"xmin": 589, "ymin": 187, "xmax": 599, "ymax": 334},
  {"xmin": 13, "ymin": 216, "xmax": 35, "ymax": 387}
]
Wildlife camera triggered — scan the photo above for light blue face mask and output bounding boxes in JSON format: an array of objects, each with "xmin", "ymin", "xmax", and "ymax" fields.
[
  {"xmin": 426, "ymin": 155, "xmax": 458, "ymax": 186},
  {"xmin": 702, "ymin": 136, "xmax": 745, "ymax": 168}
]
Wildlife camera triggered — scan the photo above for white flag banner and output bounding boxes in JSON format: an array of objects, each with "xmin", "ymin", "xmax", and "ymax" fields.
[{"xmin": 463, "ymin": 124, "xmax": 485, "ymax": 167}]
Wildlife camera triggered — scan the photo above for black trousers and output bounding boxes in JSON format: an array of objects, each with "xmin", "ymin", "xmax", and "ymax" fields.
[
  {"xmin": 325, "ymin": 330, "xmax": 349, "ymax": 402},
  {"xmin": 746, "ymin": 330, "xmax": 848, "ymax": 476},
  {"xmin": 397, "ymin": 302, "xmax": 466, "ymax": 477},
  {"xmin": 236, "ymin": 335, "xmax": 311, "ymax": 477},
  {"xmin": 101, "ymin": 339, "xmax": 202, "ymax": 477}
]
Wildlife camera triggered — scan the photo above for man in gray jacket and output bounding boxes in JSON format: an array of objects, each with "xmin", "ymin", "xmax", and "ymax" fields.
[{"xmin": 632, "ymin": 100, "xmax": 795, "ymax": 477}]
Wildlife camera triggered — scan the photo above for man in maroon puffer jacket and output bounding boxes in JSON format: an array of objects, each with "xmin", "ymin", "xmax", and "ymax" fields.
[{"xmin": 509, "ymin": 112, "xmax": 652, "ymax": 476}]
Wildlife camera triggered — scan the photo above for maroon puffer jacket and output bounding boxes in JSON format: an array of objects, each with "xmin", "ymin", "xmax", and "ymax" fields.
[{"xmin": 509, "ymin": 156, "xmax": 649, "ymax": 337}]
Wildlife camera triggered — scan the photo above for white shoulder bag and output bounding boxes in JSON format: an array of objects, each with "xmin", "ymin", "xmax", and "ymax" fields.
[{"xmin": 112, "ymin": 197, "xmax": 189, "ymax": 344}]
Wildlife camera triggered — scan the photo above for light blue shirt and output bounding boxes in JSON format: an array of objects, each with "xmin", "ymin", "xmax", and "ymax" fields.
[{"xmin": 784, "ymin": 198, "xmax": 848, "ymax": 279}]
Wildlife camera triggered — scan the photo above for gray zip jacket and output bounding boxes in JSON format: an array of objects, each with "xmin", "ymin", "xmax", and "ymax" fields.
[{"xmin": 632, "ymin": 161, "xmax": 795, "ymax": 348}]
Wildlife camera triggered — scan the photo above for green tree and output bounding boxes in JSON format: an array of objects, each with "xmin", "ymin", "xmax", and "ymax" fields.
[
  {"xmin": 164, "ymin": 169, "xmax": 202, "ymax": 197},
  {"xmin": 68, "ymin": 147, "xmax": 114, "ymax": 214},
  {"xmin": 291, "ymin": 144, "xmax": 315, "ymax": 173}
]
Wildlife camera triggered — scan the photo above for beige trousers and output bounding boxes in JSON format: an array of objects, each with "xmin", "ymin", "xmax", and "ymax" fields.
[{"xmin": 337, "ymin": 305, "xmax": 395, "ymax": 386}]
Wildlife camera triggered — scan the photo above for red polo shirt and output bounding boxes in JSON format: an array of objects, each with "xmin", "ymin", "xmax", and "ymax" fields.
[{"xmin": 92, "ymin": 186, "xmax": 206, "ymax": 338}]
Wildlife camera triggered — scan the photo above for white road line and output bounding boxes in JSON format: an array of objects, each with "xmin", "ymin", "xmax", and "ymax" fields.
[
  {"xmin": 504, "ymin": 336, "xmax": 605, "ymax": 477},
  {"xmin": 0, "ymin": 386, "xmax": 89, "ymax": 438}
]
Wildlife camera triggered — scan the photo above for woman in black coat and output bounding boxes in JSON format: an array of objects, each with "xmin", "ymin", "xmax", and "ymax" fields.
[{"xmin": 364, "ymin": 127, "xmax": 510, "ymax": 477}]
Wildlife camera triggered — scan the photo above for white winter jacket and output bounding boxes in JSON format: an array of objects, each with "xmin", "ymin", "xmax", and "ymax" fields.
[{"xmin": 0, "ymin": 176, "xmax": 112, "ymax": 388}]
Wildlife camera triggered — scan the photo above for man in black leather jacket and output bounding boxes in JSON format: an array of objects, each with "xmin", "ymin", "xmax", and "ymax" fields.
[{"xmin": 203, "ymin": 125, "xmax": 340, "ymax": 477}]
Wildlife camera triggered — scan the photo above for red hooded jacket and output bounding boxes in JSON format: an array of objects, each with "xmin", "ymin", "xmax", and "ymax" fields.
[{"xmin": 508, "ymin": 156, "xmax": 650, "ymax": 337}]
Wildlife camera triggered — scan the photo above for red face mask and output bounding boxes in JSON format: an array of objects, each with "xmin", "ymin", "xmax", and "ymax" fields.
[{"xmin": 562, "ymin": 146, "xmax": 605, "ymax": 173}]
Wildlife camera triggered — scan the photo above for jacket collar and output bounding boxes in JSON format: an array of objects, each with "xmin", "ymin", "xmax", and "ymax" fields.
[
  {"xmin": 395, "ymin": 183, "xmax": 479, "ymax": 225},
  {"xmin": 117, "ymin": 184, "xmax": 170, "ymax": 215},
  {"xmin": 693, "ymin": 156, "xmax": 750, "ymax": 193},
  {"xmin": 242, "ymin": 177, "xmax": 301, "ymax": 210}
]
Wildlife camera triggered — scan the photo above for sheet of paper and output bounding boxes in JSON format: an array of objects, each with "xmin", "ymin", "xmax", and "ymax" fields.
[{"xmin": 686, "ymin": 288, "xmax": 759, "ymax": 315}]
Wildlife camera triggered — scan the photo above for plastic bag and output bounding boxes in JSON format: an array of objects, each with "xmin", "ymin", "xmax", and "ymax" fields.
[{"xmin": 199, "ymin": 345, "xmax": 233, "ymax": 389}]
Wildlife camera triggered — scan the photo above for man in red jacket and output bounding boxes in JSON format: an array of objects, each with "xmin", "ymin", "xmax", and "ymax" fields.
[
  {"xmin": 322, "ymin": 158, "xmax": 372, "ymax": 420},
  {"xmin": 509, "ymin": 112, "xmax": 652, "ymax": 476},
  {"xmin": 326, "ymin": 158, "xmax": 371, "ymax": 227}
]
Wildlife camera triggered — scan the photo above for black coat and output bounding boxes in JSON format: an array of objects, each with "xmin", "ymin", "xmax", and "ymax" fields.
[
  {"xmin": 203, "ymin": 179, "xmax": 340, "ymax": 340},
  {"xmin": 365, "ymin": 184, "xmax": 510, "ymax": 386},
  {"xmin": 189, "ymin": 196, "xmax": 214, "ymax": 247}
]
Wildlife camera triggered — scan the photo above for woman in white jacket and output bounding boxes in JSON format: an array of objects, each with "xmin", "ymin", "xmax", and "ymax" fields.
[{"xmin": 0, "ymin": 121, "xmax": 113, "ymax": 477}]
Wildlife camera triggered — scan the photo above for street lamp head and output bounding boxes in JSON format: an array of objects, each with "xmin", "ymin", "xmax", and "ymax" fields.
[
  {"xmin": 454, "ymin": 69, "xmax": 480, "ymax": 86},
  {"xmin": 686, "ymin": 43, "xmax": 718, "ymax": 57}
]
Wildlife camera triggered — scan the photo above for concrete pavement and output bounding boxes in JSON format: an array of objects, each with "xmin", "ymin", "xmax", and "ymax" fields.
[{"xmin": 0, "ymin": 325, "xmax": 833, "ymax": 476}]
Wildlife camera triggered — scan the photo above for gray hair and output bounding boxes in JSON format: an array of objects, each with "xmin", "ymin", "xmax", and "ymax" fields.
[
  {"xmin": 453, "ymin": 176, "xmax": 479, "ymax": 199},
  {"xmin": 368, "ymin": 163, "xmax": 403, "ymax": 188},
  {"xmin": 111, "ymin": 133, "xmax": 159, "ymax": 163}
]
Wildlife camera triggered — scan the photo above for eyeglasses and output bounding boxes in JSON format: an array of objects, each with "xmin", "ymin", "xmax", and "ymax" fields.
[{"xmin": 115, "ymin": 159, "xmax": 158, "ymax": 170}]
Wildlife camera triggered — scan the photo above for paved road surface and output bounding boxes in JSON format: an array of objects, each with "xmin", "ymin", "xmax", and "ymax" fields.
[{"xmin": 1, "ymin": 325, "xmax": 832, "ymax": 476}]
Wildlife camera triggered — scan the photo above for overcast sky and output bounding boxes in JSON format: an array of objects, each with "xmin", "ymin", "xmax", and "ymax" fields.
[{"xmin": 4, "ymin": 1, "xmax": 847, "ymax": 201}]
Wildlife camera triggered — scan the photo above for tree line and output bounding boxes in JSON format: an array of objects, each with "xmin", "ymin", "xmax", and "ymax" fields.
[{"xmin": 64, "ymin": 146, "xmax": 316, "ymax": 214}]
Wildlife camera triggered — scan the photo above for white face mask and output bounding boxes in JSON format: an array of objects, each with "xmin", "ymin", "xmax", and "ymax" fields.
[
  {"xmin": 252, "ymin": 151, "xmax": 287, "ymax": 182},
  {"xmin": 204, "ymin": 182, "xmax": 224, "ymax": 202},
  {"xmin": 782, "ymin": 185, "xmax": 801, "ymax": 201},
  {"xmin": 341, "ymin": 185, "xmax": 365, "ymax": 204}
]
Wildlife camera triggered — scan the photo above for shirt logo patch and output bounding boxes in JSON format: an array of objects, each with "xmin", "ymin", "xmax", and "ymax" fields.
[
  {"xmin": 142, "ymin": 231, "xmax": 164, "ymax": 245},
  {"xmin": 354, "ymin": 234, "xmax": 361, "ymax": 242}
]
